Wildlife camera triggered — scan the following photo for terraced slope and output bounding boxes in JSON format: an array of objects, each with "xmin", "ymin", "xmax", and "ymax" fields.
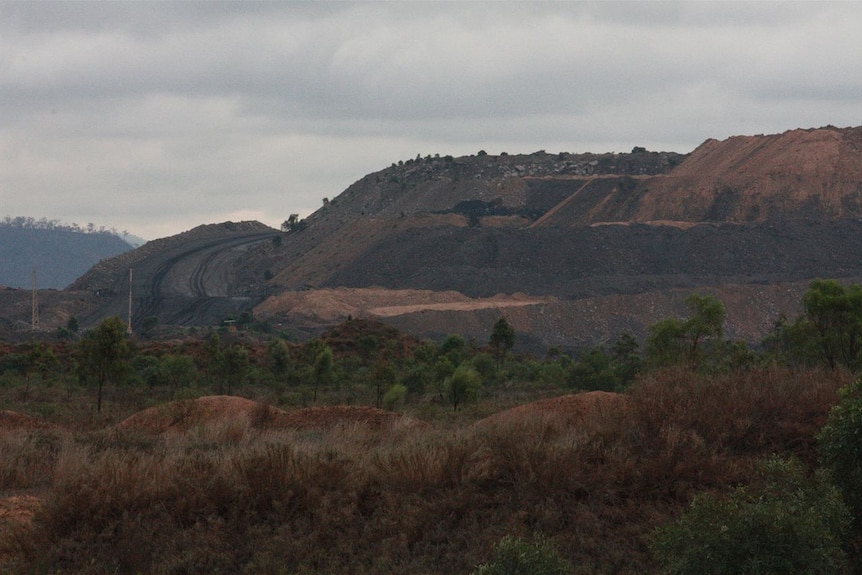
[
  {"xmin": 72, "ymin": 222, "xmax": 279, "ymax": 330},
  {"xmin": 244, "ymin": 126, "xmax": 862, "ymax": 348},
  {"xmin": 5, "ymin": 126, "xmax": 861, "ymax": 350}
]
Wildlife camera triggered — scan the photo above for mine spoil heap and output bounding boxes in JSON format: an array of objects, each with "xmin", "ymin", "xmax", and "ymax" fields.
[{"xmin": 3, "ymin": 126, "xmax": 860, "ymax": 349}]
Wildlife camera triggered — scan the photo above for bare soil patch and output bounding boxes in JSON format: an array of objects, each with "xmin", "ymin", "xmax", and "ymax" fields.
[
  {"xmin": 255, "ymin": 287, "xmax": 548, "ymax": 325},
  {"xmin": 370, "ymin": 292, "xmax": 548, "ymax": 317}
]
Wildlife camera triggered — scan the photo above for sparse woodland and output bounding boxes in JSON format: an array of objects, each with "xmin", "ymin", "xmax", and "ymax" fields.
[{"xmin": 2, "ymin": 281, "xmax": 862, "ymax": 573}]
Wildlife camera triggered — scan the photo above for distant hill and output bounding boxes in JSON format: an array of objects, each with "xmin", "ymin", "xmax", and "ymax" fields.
[{"xmin": 0, "ymin": 219, "xmax": 134, "ymax": 289}]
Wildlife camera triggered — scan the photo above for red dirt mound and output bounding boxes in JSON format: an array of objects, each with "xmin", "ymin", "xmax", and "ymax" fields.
[
  {"xmin": 115, "ymin": 396, "xmax": 427, "ymax": 435},
  {"xmin": 0, "ymin": 410, "xmax": 55, "ymax": 432},
  {"xmin": 275, "ymin": 405, "xmax": 428, "ymax": 431},
  {"xmin": 114, "ymin": 396, "xmax": 277, "ymax": 435},
  {"xmin": 473, "ymin": 391, "xmax": 628, "ymax": 429}
]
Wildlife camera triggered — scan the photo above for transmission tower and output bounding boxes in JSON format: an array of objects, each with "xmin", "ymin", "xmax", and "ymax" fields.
[
  {"xmin": 127, "ymin": 268, "xmax": 133, "ymax": 334},
  {"xmin": 31, "ymin": 266, "xmax": 39, "ymax": 331}
]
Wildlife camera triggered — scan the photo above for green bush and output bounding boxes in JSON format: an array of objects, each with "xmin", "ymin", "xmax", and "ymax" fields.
[
  {"xmin": 818, "ymin": 375, "xmax": 862, "ymax": 524},
  {"xmin": 651, "ymin": 456, "xmax": 849, "ymax": 575},
  {"xmin": 382, "ymin": 383, "xmax": 407, "ymax": 411},
  {"xmin": 445, "ymin": 364, "xmax": 482, "ymax": 411},
  {"xmin": 471, "ymin": 353, "xmax": 497, "ymax": 383},
  {"xmin": 473, "ymin": 534, "xmax": 572, "ymax": 575}
]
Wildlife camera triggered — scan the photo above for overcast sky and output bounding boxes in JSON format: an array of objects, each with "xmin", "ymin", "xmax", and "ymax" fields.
[{"xmin": 1, "ymin": 1, "xmax": 860, "ymax": 240}]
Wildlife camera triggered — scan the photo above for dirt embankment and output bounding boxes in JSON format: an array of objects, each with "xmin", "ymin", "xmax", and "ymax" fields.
[
  {"xmin": 528, "ymin": 126, "xmax": 862, "ymax": 226},
  {"xmin": 627, "ymin": 126, "xmax": 862, "ymax": 223}
]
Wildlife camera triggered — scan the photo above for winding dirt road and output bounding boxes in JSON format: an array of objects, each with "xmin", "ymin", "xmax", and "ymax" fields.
[{"xmin": 82, "ymin": 231, "xmax": 279, "ymax": 330}]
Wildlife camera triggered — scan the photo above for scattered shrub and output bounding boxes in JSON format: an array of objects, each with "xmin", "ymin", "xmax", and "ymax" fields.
[
  {"xmin": 651, "ymin": 456, "xmax": 850, "ymax": 575},
  {"xmin": 818, "ymin": 374, "xmax": 862, "ymax": 524},
  {"xmin": 382, "ymin": 383, "xmax": 407, "ymax": 411},
  {"xmin": 473, "ymin": 533, "xmax": 573, "ymax": 575},
  {"xmin": 445, "ymin": 364, "xmax": 482, "ymax": 410}
]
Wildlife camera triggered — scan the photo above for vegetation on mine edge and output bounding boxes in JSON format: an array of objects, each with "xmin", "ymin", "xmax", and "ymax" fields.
[{"xmin": 3, "ymin": 280, "xmax": 862, "ymax": 573}]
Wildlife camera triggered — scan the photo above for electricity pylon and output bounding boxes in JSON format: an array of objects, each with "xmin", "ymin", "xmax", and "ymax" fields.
[{"xmin": 31, "ymin": 266, "xmax": 39, "ymax": 331}]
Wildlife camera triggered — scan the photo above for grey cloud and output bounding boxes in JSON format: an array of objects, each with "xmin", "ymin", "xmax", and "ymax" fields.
[{"xmin": 1, "ymin": 1, "xmax": 860, "ymax": 239}]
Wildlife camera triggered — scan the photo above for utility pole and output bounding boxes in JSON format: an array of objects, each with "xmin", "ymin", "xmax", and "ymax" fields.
[
  {"xmin": 127, "ymin": 268, "xmax": 133, "ymax": 335},
  {"xmin": 31, "ymin": 266, "xmax": 39, "ymax": 331}
]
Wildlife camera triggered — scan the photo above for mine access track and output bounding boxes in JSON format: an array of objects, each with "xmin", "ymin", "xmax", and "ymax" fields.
[{"xmin": 84, "ymin": 231, "xmax": 280, "ymax": 330}]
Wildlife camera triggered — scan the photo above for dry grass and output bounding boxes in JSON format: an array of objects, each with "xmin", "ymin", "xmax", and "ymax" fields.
[{"xmin": 0, "ymin": 366, "xmax": 850, "ymax": 574}]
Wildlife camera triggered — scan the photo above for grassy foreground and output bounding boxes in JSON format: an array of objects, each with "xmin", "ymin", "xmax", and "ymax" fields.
[{"xmin": 0, "ymin": 366, "xmax": 849, "ymax": 574}]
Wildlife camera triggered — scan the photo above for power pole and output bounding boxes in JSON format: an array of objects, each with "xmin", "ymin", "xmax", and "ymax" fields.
[
  {"xmin": 127, "ymin": 268, "xmax": 133, "ymax": 335},
  {"xmin": 31, "ymin": 266, "xmax": 39, "ymax": 331}
]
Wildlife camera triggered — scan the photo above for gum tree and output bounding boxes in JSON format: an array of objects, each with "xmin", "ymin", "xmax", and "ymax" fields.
[
  {"xmin": 490, "ymin": 317, "xmax": 516, "ymax": 368},
  {"xmin": 76, "ymin": 316, "xmax": 131, "ymax": 412}
]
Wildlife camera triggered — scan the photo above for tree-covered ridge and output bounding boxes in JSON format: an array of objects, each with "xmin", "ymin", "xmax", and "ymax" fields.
[
  {"xmin": 1, "ymin": 215, "xmax": 128, "ymax": 238},
  {"xmin": 0, "ymin": 217, "xmax": 134, "ymax": 289}
]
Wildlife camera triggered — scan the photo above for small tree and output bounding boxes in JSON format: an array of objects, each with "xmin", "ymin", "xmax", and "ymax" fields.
[
  {"xmin": 644, "ymin": 318, "xmax": 687, "ymax": 369},
  {"xmin": 759, "ymin": 314, "xmax": 821, "ymax": 367},
  {"xmin": 445, "ymin": 364, "xmax": 482, "ymax": 411},
  {"xmin": 313, "ymin": 345, "xmax": 334, "ymax": 402},
  {"xmin": 644, "ymin": 293, "xmax": 726, "ymax": 370},
  {"xmin": 683, "ymin": 293, "xmax": 725, "ymax": 363},
  {"xmin": 76, "ymin": 316, "xmax": 131, "ymax": 412},
  {"xmin": 214, "ymin": 344, "xmax": 249, "ymax": 395},
  {"xmin": 160, "ymin": 354, "xmax": 198, "ymax": 394},
  {"xmin": 490, "ymin": 317, "xmax": 516, "ymax": 368},
  {"xmin": 202, "ymin": 332, "xmax": 222, "ymax": 384},
  {"xmin": 611, "ymin": 332, "xmax": 641, "ymax": 386},
  {"xmin": 382, "ymin": 383, "xmax": 407, "ymax": 411},
  {"xmin": 818, "ymin": 375, "xmax": 862, "ymax": 525},
  {"xmin": 21, "ymin": 343, "xmax": 57, "ymax": 401},
  {"xmin": 803, "ymin": 279, "xmax": 862, "ymax": 370},
  {"xmin": 440, "ymin": 334, "xmax": 467, "ymax": 365},
  {"xmin": 371, "ymin": 358, "xmax": 397, "ymax": 409},
  {"xmin": 266, "ymin": 339, "xmax": 292, "ymax": 380},
  {"xmin": 567, "ymin": 347, "xmax": 618, "ymax": 391},
  {"xmin": 281, "ymin": 213, "xmax": 306, "ymax": 233}
]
